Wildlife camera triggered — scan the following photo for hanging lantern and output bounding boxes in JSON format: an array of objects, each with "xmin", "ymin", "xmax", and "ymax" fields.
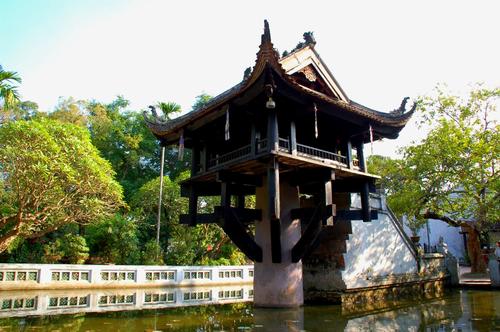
[
  {"xmin": 178, "ymin": 131, "xmax": 185, "ymax": 161},
  {"xmin": 266, "ymin": 97, "xmax": 276, "ymax": 109},
  {"xmin": 314, "ymin": 103, "xmax": 319, "ymax": 138},
  {"xmin": 224, "ymin": 105, "xmax": 230, "ymax": 141}
]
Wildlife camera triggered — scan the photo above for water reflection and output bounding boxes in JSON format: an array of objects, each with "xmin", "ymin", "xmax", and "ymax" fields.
[
  {"xmin": 0, "ymin": 289, "xmax": 498, "ymax": 331},
  {"xmin": 0, "ymin": 285, "xmax": 253, "ymax": 318}
]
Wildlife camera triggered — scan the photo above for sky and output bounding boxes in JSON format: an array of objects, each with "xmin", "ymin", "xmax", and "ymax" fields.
[{"xmin": 1, "ymin": 0, "xmax": 499, "ymax": 157}]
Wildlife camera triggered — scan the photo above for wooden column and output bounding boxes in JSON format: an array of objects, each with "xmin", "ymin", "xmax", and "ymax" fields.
[
  {"xmin": 267, "ymin": 109, "xmax": 278, "ymax": 152},
  {"xmin": 221, "ymin": 182, "xmax": 231, "ymax": 208},
  {"xmin": 360, "ymin": 181, "xmax": 371, "ymax": 222},
  {"xmin": 200, "ymin": 144, "xmax": 207, "ymax": 173},
  {"xmin": 356, "ymin": 141, "xmax": 366, "ymax": 172},
  {"xmin": 323, "ymin": 171, "xmax": 336, "ymax": 226},
  {"xmin": 250, "ymin": 124, "xmax": 256, "ymax": 156},
  {"xmin": 346, "ymin": 140, "xmax": 353, "ymax": 169},
  {"xmin": 188, "ymin": 191, "xmax": 198, "ymax": 226},
  {"xmin": 237, "ymin": 194, "xmax": 245, "ymax": 208},
  {"xmin": 290, "ymin": 121, "xmax": 297, "ymax": 155},
  {"xmin": 191, "ymin": 144, "xmax": 199, "ymax": 175}
]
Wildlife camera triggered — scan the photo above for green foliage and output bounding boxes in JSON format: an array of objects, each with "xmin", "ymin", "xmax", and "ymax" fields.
[
  {"xmin": 0, "ymin": 118, "xmax": 123, "ymax": 252},
  {"xmin": 42, "ymin": 234, "xmax": 89, "ymax": 264},
  {"xmin": 85, "ymin": 214, "xmax": 140, "ymax": 264},
  {"xmin": 141, "ymin": 240, "xmax": 164, "ymax": 265},
  {"xmin": 48, "ymin": 97, "xmax": 87, "ymax": 126},
  {"xmin": 132, "ymin": 172, "xmax": 246, "ymax": 266},
  {"xmin": 191, "ymin": 93, "xmax": 213, "ymax": 111},
  {"xmin": 368, "ymin": 85, "xmax": 499, "ymax": 234}
]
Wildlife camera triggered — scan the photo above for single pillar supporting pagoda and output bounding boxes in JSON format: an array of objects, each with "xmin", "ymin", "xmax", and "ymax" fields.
[{"xmin": 254, "ymin": 176, "xmax": 303, "ymax": 307}]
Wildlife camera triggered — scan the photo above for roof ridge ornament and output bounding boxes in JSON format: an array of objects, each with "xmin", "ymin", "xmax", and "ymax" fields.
[
  {"xmin": 262, "ymin": 19, "xmax": 271, "ymax": 44},
  {"xmin": 391, "ymin": 97, "xmax": 417, "ymax": 115},
  {"xmin": 144, "ymin": 105, "xmax": 168, "ymax": 124}
]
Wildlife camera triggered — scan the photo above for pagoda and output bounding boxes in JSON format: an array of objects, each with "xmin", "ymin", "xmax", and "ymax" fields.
[{"xmin": 144, "ymin": 21, "xmax": 414, "ymax": 307}]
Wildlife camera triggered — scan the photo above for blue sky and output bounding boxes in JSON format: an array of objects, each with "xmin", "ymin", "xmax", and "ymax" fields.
[{"xmin": 1, "ymin": 0, "xmax": 499, "ymax": 156}]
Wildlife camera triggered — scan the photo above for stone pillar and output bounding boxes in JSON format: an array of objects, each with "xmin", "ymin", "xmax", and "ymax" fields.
[{"xmin": 254, "ymin": 179, "xmax": 303, "ymax": 307}]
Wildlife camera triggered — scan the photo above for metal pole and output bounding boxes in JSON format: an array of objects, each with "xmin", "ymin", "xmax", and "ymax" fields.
[{"xmin": 156, "ymin": 146, "xmax": 165, "ymax": 254}]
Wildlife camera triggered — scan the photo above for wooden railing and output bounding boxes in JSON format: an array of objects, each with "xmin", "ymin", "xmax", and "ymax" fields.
[
  {"xmin": 206, "ymin": 138, "xmax": 348, "ymax": 171},
  {"xmin": 278, "ymin": 138, "xmax": 289, "ymax": 152},
  {"xmin": 296, "ymin": 143, "xmax": 347, "ymax": 164},
  {"xmin": 208, "ymin": 145, "xmax": 251, "ymax": 169},
  {"xmin": 256, "ymin": 138, "xmax": 267, "ymax": 153}
]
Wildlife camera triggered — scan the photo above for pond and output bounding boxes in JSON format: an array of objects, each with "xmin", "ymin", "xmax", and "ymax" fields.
[{"xmin": 0, "ymin": 288, "xmax": 498, "ymax": 331}]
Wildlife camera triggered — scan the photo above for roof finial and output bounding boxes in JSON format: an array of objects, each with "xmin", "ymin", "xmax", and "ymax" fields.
[{"xmin": 262, "ymin": 20, "xmax": 271, "ymax": 44}]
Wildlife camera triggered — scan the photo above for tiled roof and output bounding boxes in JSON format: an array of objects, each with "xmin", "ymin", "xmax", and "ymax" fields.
[{"xmin": 145, "ymin": 20, "xmax": 414, "ymax": 142}]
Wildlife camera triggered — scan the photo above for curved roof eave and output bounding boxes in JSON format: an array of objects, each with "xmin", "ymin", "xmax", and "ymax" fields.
[{"xmin": 144, "ymin": 20, "xmax": 414, "ymax": 144}]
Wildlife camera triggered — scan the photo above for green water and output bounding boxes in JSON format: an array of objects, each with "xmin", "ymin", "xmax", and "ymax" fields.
[{"xmin": 0, "ymin": 289, "xmax": 499, "ymax": 331}]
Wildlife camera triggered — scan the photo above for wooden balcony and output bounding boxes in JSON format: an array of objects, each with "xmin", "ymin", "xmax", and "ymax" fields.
[{"xmin": 197, "ymin": 137, "xmax": 360, "ymax": 177}]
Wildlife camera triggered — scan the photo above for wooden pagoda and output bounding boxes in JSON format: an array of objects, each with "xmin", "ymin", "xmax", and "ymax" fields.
[{"xmin": 144, "ymin": 21, "xmax": 414, "ymax": 306}]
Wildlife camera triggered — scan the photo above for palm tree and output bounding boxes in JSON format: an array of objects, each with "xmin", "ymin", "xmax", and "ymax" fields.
[
  {"xmin": 156, "ymin": 101, "xmax": 181, "ymax": 121},
  {"xmin": 0, "ymin": 65, "xmax": 22, "ymax": 110}
]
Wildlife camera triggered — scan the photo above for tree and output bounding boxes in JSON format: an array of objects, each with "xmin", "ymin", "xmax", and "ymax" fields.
[
  {"xmin": 191, "ymin": 93, "xmax": 213, "ymax": 111},
  {"xmin": 0, "ymin": 118, "xmax": 124, "ymax": 252},
  {"xmin": 0, "ymin": 66, "xmax": 21, "ymax": 111},
  {"xmin": 84, "ymin": 214, "xmax": 140, "ymax": 264},
  {"xmin": 48, "ymin": 97, "xmax": 87, "ymax": 126},
  {"xmin": 131, "ymin": 172, "xmax": 246, "ymax": 265},
  {"xmin": 369, "ymin": 86, "xmax": 499, "ymax": 273}
]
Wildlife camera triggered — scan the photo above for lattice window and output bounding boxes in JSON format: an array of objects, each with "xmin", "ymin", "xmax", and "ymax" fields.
[
  {"xmin": 183, "ymin": 270, "xmax": 211, "ymax": 280},
  {"xmin": 98, "ymin": 294, "xmax": 135, "ymax": 306},
  {"xmin": 48, "ymin": 295, "xmax": 88, "ymax": 308},
  {"xmin": 183, "ymin": 291, "xmax": 211, "ymax": 302},
  {"xmin": 219, "ymin": 269, "xmax": 244, "ymax": 279},
  {"xmin": 51, "ymin": 271, "xmax": 89, "ymax": 282},
  {"xmin": 0, "ymin": 298, "xmax": 37, "ymax": 311},
  {"xmin": 145, "ymin": 270, "xmax": 175, "ymax": 281},
  {"xmin": 218, "ymin": 290, "xmax": 243, "ymax": 299}
]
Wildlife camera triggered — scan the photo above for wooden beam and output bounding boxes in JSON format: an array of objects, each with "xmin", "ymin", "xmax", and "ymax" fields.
[
  {"xmin": 180, "ymin": 213, "xmax": 219, "ymax": 225},
  {"xmin": 291, "ymin": 204, "xmax": 322, "ymax": 263},
  {"xmin": 291, "ymin": 207, "xmax": 377, "ymax": 222},
  {"xmin": 337, "ymin": 209, "xmax": 378, "ymax": 221},
  {"xmin": 216, "ymin": 171, "xmax": 262, "ymax": 186},
  {"xmin": 219, "ymin": 207, "xmax": 263, "ymax": 262},
  {"xmin": 214, "ymin": 206, "xmax": 262, "ymax": 223},
  {"xmin": 180, "ymin": 207, "xmax": 262, "ymax": 225},
  {"xmin": 181, "ymin": 182, "xmax": 255, "ymax": 197}
]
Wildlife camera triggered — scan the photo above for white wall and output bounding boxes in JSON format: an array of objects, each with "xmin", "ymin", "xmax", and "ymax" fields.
[
  {"xmin": 343, "ymin": 194, "xmax": 418, "ymax": 288},
  {"xmin": 417, "ymin": 220, "xmax": 465, "ymax": 260}
]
